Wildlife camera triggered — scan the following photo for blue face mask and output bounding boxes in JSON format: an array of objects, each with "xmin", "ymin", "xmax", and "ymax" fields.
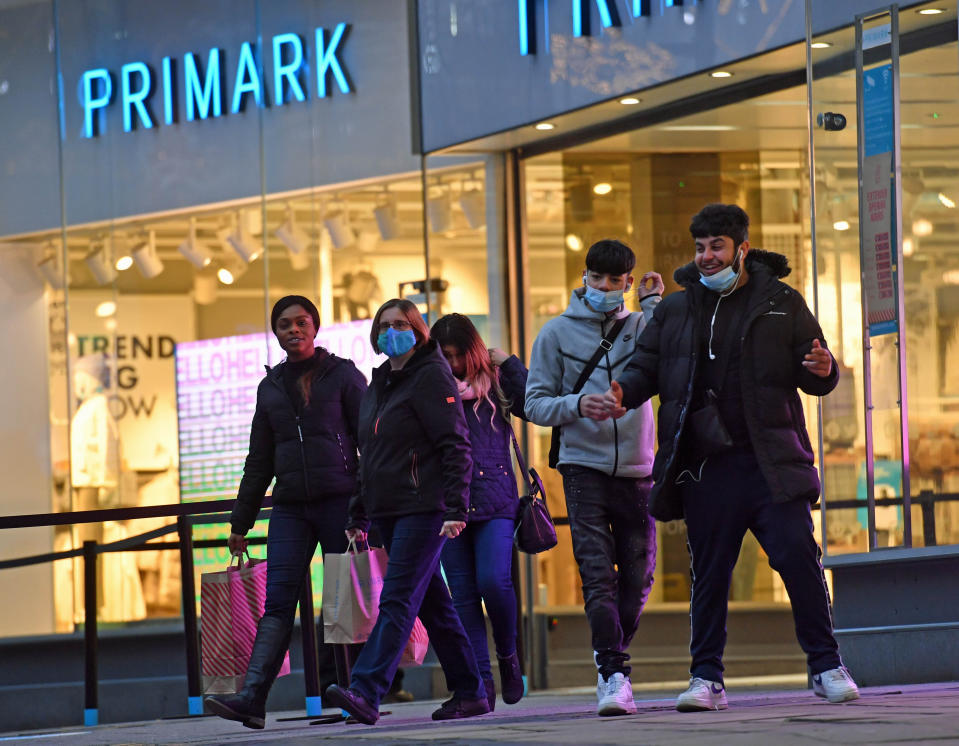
[
  {"xmin": 583, "ymin": 283, "xmax": 629, "ymax": 313},
  {"xmin": 699, "ymin": 249, "xmax": 743, "ymax": 294},
  {"xmin": 377, "ymin": 327, "xmax": 417, "ymax": 358}
]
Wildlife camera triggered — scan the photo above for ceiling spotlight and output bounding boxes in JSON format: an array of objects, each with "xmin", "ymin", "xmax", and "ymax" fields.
[
  {"xmin": 913, "ymin": 218, "xmax": 934, "ymax": 236},
  {"xmin": 178, "ymin": 218, "xmax": 214, "ymax": 269},
  {"xmin": 938, "ymin": 192, "xmax": 956, "ymax": 209},
  {"xmin": 221, "ymin": 213, "xmax": 262, "ymax": 263},
  {"xmin": 833, "ymin": 220, "xmax": 850, "ymax": 231},
  {"xmin": 459, "ymin": 189, "xmax": 485, "ymax": 230},
  {"xmin": 132, "ymin": 231, "xmax": 164, "ymax": 278},
  {"xmin": 534, "ymin": 122, "xmax": 555, "ymax": 131},
  {"xmin": 565, "ymin": 233, "xmax": 583, "ymax": 251},
  {"xmin": 427, "ymin": 193, "xmax": 453, "ymax": 233},
  {"xmin": 217, "ymin": 267, "xmax": 235, "ymax": 285},
  {"xmin": 903, "ymin": 237, "xmax": 915, "ymax": 257},
  {"xmin": 36, "ymin": 246, "xmax": 67, "ymax": 289},
  {"xmin": 619, "ymin": 97, "xmax": 641, "ymax": 105},
  {"xmin": 115, "ymin": 254, "xmax": 133, "ymax": 271},
  {"xmin": 593, "ymin": 182, "xmax": 613, "ymax": 196},
  {"xmin": 373, "ymin": 198, "xmax": 401, "ymax": 241},
  {"xmin": 810, "ymin": 41, "xmax": 833, "ymax": 49},
  {"xmin": 84, "ymin": 240, "xmax": 117, "ymax": 285},
  {"xmin": 918, "ymin": 7, "xmax": 945, "ymax": 14},
  {"xmin": 275, "ymin": 217, "xmax": 310, "ymax": 255},
  {"xmin": 710, "ymin": 71, "xmax": 733, "ymax": 78},
  {"xmin": 95, "ymin": 300, "xmax": 116, "ymax": 318},
  {"xmin": 323, "ymin": 210, "xmax": 357, "ymax": 249},
  {"xmin": 193, "ymin": 271, "xmax": 218, "ymax": 304}
]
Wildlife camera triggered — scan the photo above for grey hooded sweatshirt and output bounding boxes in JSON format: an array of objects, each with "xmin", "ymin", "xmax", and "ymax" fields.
[{"xmin": 525, "ymin": 288, "xmax": 659, "ymax": 478}]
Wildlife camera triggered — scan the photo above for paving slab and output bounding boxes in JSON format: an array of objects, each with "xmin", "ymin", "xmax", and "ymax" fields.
[{"xmin": 2, "ymin": 682, "xmax": 958, "ymax": 745}]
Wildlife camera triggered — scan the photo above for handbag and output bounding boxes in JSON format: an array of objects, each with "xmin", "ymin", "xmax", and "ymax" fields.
[
  {"xmin": 548, "ymin": 317, "xmax": 628, "ymax": 468},
  {"xmin": 509, "ymin": 424, "xmax": 558, "ymax": 554},
  {"xmin": 200, "ymin": 551, "xmax": 291, "ymax": 694}
]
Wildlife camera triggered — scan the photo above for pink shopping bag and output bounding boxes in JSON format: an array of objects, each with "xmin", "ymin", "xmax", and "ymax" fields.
[
  {"xmin": 399, "ymin": 617, "xmax": 430, "ymax": 666},
  {"xmin": 200, "ymin": 553, "xmax": 291, "ymax": 694}
]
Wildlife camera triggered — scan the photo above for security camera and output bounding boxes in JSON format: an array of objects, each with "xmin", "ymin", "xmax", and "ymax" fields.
[{"xmin": 817, "ymin": 112, "xmax": 847, "ymax": 131}]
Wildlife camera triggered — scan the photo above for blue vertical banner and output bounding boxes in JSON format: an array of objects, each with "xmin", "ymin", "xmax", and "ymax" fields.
[{"xmin": 860, "ymin": 63, "xmax": 898, "ymax": 337}]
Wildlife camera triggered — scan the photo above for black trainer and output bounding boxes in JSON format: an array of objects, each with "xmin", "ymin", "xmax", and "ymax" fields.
[{"xmin": 431, "ymin": 695, "xmax": 491, "ymax": 721}]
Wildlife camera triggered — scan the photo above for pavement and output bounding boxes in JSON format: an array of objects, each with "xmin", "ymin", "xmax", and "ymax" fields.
[{"xmin": 2, "ymin": 677, "xmax": 959, "ymax": 745}]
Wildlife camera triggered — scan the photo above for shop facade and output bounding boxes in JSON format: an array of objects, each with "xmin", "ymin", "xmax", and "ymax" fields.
[{"xmin": 2, "ymin": 0, "xmax": 958, "ymax": 688}]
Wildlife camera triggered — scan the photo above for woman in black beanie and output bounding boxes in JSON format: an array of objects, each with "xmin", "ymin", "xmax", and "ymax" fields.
[{"xmin": 205, "ymin": 295, "xmax": 367, "ymax": 729}]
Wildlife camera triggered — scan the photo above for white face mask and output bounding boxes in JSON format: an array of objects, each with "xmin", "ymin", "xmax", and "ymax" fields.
[{"xmin": 699, "ymin": 249, "xmax": 743, "ymax": 294}]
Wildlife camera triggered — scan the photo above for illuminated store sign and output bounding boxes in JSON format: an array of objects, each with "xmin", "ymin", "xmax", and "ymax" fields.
[
  {"xmin": 80, "ymin": 23, "xmax": 351, "ymax": 138},
  {"xmin": 518, "ymin": 0, "xmax": 691, "ymax": 55}
]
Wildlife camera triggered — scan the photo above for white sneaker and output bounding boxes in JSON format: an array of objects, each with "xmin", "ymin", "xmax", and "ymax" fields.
[
  {"xmin": 812, "ymin": 666, "xmax": 860, "ymax": 703},
  {"xmin": 596, "ymin": 672, "xmax": 637, "ymax": 716},
  {"xmin": 676, "ymin": 677, "xmax": 728, "ymax": 712}
]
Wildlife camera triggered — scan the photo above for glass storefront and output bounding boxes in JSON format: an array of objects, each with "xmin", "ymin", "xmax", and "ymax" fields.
[
  {"xmin": 810, "ymin": 1, "xmax": 959, "ymax": 555},
  {"xmin": 3, "ymin": 0, "xmax": 958, "ymax": 681}
]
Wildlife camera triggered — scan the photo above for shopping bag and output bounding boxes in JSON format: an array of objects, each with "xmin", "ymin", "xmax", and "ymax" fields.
[
  {"xmin": 200, "ymin": 552, "xmax": 291, "ymax": 694},
  {"xmin": 399, "ymin": 617, "xmax": 430, "ymax": 666},
  {"xmin": 322, "ymin": 540, "xmax": 389, "ymax": 644}
]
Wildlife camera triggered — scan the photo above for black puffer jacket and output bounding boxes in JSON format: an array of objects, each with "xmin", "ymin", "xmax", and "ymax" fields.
[
  {"xmin": 231, "ymin": 350, "xmax": 367, "ymax": 535},
  {"xmin": 618, "ymin": 250, "xmax": 839, "ymax": 521},
  {"xmin": 347, "ymin": 339, "xmax": 472, "ymax": 530}
]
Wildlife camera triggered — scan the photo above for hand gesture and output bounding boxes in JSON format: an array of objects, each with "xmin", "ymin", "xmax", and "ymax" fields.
[
  {"xmin": 802, "ymin": 339, "xmax": 833, "ymax": 378},
  {"xmin": 581, "ymin": 381, "xmax": 627, "ymax": 420},
  {"xmin": 488, "ymin": 348, "xmax": 509, "ymax": 366},
  {"xmin": 637, "ymin": 271, "xmax": 665, "ymax": 300},
  {"xmin": 440, "ymin": 521, "xmax": 466, "ymax": 538},
  {"xmin": 228, "ymin": 533, "xmax": 248, "ymax": 556}
]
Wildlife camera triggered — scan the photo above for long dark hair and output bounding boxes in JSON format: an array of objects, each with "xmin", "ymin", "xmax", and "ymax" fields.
[
  {"xmin": 270, "ymin": 295, "xmax": 322, "ymax": 408},
  {"xmin": 430, "ymin": 313, "xmax": 510, "ymax": 428}
]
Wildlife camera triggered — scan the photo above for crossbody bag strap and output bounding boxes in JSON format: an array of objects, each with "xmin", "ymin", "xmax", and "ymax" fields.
[
  {"xmin": 570, "ymin": 315, "xmax": 628, "ymax": 396},
  {"xmin": 507, "ymin": 421, "xmax": 531, "ymax": 484}
]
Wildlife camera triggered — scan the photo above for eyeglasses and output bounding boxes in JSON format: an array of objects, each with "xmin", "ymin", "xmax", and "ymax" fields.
[{"xmin": 377, "ymin": 320, "xmax": 412, "ymax": 333}]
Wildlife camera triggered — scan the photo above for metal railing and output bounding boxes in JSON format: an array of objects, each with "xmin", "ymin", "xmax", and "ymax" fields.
[{"xmin": 0, "ymin": 498, "xmax": 328, "ymax": 726}]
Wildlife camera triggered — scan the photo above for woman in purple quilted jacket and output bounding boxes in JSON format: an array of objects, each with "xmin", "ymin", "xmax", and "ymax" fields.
[{"xmin": 431, "ymin": 313, "xmax": 529, "ymax": 710}]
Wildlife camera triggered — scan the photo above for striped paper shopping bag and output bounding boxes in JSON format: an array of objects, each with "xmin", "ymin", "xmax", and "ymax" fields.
[{"xmin": 200, "ymin": 554, "xmax": 291, "ymax": 694}]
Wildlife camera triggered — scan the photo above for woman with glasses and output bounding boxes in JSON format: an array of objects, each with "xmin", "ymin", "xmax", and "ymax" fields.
[
  {"xmin": 205, "ymin": 295, "xmax": 367, "ymax": 730},
  {"xmin": 325, "ymin": 298, "xmax": 490, "ymax": 725},
  {"xmin": 430, "ymin": 313, "xmax": 528, "ymax": 711}
]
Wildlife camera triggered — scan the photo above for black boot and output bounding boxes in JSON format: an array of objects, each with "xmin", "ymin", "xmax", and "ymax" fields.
[
  {"xmin": 497, "ymin": 652, "xmax": 524, "ymax": 705},
  {"xmin": 205, "ymin": 616, "xmax": 290, "ymax": 729}
]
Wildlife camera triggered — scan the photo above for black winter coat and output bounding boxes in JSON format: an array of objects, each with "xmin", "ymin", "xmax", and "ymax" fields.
[
  {"xmin": 231, "ymin": 349, "xmax": 367, "ymax": 535},
  {"xmin": 462, "ymin": 355, "xmax": 528, "ymax": 522},
  {"xmin": 618, "ymin": 250, "xmax": 839, "ymax": 522},
  {"xmin": 347, "ymin": 340, "xmax": 472, "ymax": 530}
]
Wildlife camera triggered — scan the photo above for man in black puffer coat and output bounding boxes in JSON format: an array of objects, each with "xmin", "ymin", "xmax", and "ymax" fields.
[{"xmin": 587, "ymin": 204, "xmax": 859, "ymax": 712}]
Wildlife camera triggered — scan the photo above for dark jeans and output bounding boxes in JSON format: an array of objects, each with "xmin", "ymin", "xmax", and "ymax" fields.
[
  {"xmin": 441, "ymin": 517, "xmax": 517, "ymax": 680},
  {"xmin": 263, "ymin": 496, "xmax": 355, "ymax": 694},
  {"xmin": 561, "ymin": 465, "xmax": 657, "ymax": 680},
  {"xmin": 680, "ymin": 448, "xmax": 843, "ymax": 684},
  {"xmin": 349, "ymin": 512, "xmax": 485, "ymax": 708}
]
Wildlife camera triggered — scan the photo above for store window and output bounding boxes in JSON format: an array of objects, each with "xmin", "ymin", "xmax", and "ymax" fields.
[
  {"xmin": 810, "ymin": 2, "xmax": 959, "ymax": 554},
  {"xmin": 522, "ymin": 85, "xmax": 816, "ymax": 608}
]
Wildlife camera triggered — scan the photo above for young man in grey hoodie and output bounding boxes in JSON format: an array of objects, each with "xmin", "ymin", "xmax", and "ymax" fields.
[{"xmin": 525, "ymin": 239, "xmax": 662, "ymax": 716}]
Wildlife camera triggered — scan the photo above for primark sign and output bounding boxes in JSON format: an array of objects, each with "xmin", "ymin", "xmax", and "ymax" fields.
[
  {"xmin": 517, "ymin": 0, "xmax": 693, "ymax": 55},
  {"xmin": 80, "ymin": 23, "xmax": 352, "ymax": 138}
]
